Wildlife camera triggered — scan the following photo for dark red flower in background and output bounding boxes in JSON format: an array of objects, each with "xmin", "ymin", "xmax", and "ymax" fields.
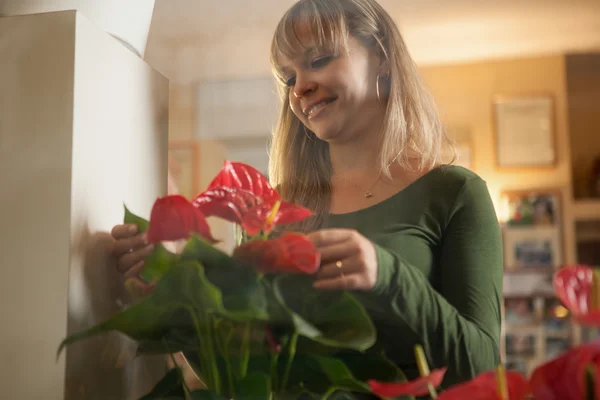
[
  {"xmin": 554, "ymin": 265, "xmax": 600, "ymax": 326},
  {"xmin": 530, "ymin": 341, "xmax": 600, "ymax": 400},
  {"xmin": 147, "ymin": 195, "xmax": 216, "ymax": 244},
  {"xmin": 232, "ymin": 233, "xmax": 320, "ymax": 275}
]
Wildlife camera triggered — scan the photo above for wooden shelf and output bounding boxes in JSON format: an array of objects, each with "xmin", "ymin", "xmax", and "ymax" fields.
[{"xmin": 572, "ymin": 199, "xmax": 600, "ymax": 221}]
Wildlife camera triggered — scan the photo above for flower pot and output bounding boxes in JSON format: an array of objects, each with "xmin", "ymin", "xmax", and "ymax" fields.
[{"xmin": 0, "ymin": 0, "xmax": 156, "ymax": 57}]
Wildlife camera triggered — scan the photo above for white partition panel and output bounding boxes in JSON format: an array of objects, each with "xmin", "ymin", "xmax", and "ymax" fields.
[{"xmin": 0, "ymin": 11, "xmax": 168, "ymax": 399}]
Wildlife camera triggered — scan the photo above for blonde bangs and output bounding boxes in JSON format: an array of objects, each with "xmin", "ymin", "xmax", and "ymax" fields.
[
  {"xmin": 270, "ymin": 0, "xmax": 349, "ymax": 85},
  {"xmin": 268, "ymin": 0, "xmax": 453, "ymax": 233}
]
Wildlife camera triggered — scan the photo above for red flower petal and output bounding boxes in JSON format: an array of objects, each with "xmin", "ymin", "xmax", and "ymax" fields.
[
  {"xmin": 274, "ymin": 201, "xmax": 313, "ymax": 226},
  {"xmin": 241, "ymin": 201, "xmax": 313, "ymax": 236},
  {"xmin": 193, "ymin": 186, "xmax": 260, "ymax": 224},
  {"xmin": 207, "ymin": 161, "xmax": 279, "ymax": 203},
  {"xmin": 554, "ymin": 265, "xmax": 600, "ymax": 326},
  {"xmin": 530, "ymin": 341, "xmax": 600, "ymax": 400},
  {"xmin": 147, "ymin": 195, "xmax": 216, "ymax": 244},
  {"xmin": 232, "ymin": 233, "xmax": 320, "ymax": 275},
  {"xmin": 368, "ymin": 368, "xmax": 446, "ymax": 397},
  {"xmin": 437, "ymin": 370, "xmax": 529, "ymax": 400}
]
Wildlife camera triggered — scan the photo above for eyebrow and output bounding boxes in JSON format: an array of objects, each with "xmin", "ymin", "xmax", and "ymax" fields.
[{"xmin": 279, "ymin": 46, "xmax": 322, "ymax": 71}]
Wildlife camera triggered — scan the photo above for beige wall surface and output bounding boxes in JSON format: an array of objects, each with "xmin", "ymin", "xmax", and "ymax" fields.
[{"xmin": 0, "ymin": 11, "xmax": 169, "ymax": 399}]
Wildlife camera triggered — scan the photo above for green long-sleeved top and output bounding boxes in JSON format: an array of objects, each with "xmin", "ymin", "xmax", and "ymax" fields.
[{"xmin": 324, "ymin": 165, "xmax": 503, "ymax": 391}]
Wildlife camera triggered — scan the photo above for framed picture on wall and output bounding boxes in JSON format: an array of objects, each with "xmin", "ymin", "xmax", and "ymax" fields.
[
  {"xmin": 501, "ymin": 189, "xmax": 564, "ymax": 272},
  {"xmin": 168, "ymin": 141, "xmax": 201, "ymax": 199},
  {"xmin": 492, "ymin": 94, "xmax": 556, "ymax": 168}
]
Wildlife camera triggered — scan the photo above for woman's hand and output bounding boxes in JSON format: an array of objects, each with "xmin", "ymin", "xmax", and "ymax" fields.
[
  {"xmin": 110, "ymin": 224, "xmax": 155, "ymax": 295},
  {"xmin": 306, "ymin": 229, "xmax": 378, "ymax": 291}
]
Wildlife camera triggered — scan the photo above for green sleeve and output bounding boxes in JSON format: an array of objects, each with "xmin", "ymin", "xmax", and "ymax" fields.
[{"xmin": 363, "ymin": 177, "xmax": 503, "ymax": 387}]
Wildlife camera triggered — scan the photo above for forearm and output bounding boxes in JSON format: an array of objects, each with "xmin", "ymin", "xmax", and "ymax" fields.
[{"xmin": 359, "ymin": 246, "xmax": 501, "ymax": 387}]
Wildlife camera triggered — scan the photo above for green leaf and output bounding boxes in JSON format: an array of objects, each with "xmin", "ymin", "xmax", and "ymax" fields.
[
  {"xmin": 136, "ymin": 329, "xmax": 199, "ymax": 356},
  {"xmin": 235, "ymin": 371, "xmax": 271, "ymax": 399},
  {"xmin": 182, "ymin": 235, "xmax": 269, "ymax": 320},
  {"xmin": 310, "ymin": 356, "xmax": 370, "ymax": 393},
  {"xmin": 188, "ymin": 390, "xmax": 227, "ymax": 400},
  {"xmin": 273, "ymin": 275, "xmax": 376, "ymax": 351},
  {"xmin": 283, "ymin": 355, "xmax": 369, "ymax": 397},
  {"xmin": 336, "ymin": 351, "xmax": 407, "ymax": 383},
  {"xmin": 138, "ymin": 368, "xmax": 185, "ymax": 399},
  {"xmin": 124, "ymin": 204, "xmax": 179, "ymax": 282},
  {"xmin": 58, "ymin": 261, "xmax": 254, "ymax": 357}
]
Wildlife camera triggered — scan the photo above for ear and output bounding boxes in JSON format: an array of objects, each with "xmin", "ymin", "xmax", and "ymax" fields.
[{"xmin": 376, "ymin": 48, "xmax": 390, "ymax": 77}]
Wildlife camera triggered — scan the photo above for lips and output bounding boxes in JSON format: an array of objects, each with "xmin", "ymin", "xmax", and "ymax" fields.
[{"xmin": 303, "ymin": 97, "xmax": 337, "ymax": 119}]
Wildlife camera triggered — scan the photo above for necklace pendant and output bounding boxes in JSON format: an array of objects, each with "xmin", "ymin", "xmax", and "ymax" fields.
[{"xmin": 364, "ymin": 191, "xmax": 373, "ymax": 198}]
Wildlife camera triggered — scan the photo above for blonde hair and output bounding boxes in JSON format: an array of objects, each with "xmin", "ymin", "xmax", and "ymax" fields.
[{"xmin": 268, "ymin": 0, "xmax": 453, "ymax": 232}]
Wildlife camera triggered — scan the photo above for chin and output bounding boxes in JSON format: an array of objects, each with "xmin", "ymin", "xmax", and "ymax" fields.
[
  {"xmin": 311, "ymin": 129, "xmax": 341, "ymax": 143},
  {"xmin": 307, "ymin": 123, "xmax": 344, "ymax": 142}
]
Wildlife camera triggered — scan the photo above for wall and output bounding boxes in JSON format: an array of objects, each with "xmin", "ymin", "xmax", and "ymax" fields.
[
  {"xmin": 0, "ymin": 11, "xmax": 168, "ymax": 399},
  {"xmin": 419, "ymin": 55, "xmax": 576, "ymax": 265},
  {"xmin": 168, "ymin": 84, "xmax": 197, "ymax": 141},
  {"xmin": 565, "ymin": 53, "xmax": 600, "ymax": 199}
]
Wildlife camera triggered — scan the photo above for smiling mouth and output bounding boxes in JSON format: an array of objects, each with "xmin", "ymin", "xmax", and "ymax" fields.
[{"xmin": 305, "ymin": 98, "xmax": 336, "ymax": 119}]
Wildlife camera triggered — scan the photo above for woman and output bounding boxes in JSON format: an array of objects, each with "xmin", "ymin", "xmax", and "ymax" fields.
[{"xmin": 111, "ymin": 0, "xmax": 503, "ymax": 392}]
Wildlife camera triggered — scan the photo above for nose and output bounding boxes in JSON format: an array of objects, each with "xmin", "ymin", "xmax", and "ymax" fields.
[{"xmin": 293, "ymin": 74, "xmax": 317, "ymax": 98}]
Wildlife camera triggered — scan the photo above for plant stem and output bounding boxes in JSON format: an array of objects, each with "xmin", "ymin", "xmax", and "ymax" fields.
[
  {"xmin": 223, "ymin": 325, "xmax": 235, "ymax": 398},
  {"xmin": 204, "ymin": 314, "xmax": 221, "ymax": 394},
  {"xmin": 585, "ymin": 364, "xmax": 596, "ymax": 400},
  {"xmin": 163, "ymin": 339, "xmax": 192, "ymax": 396},
  {"xmin": 270, "ymin": 350, "xmax": 280, "ymax": 392},
  {"xmin": 240, "ymin": 322, "xmax": 251, "ymax": 379},
  {"xmin": 184, "ymin": 305, "xmax": 211, "ymax": 388},
  {"xmin": 321, "ymin": 387, "xmax": 337, "ymax": 400},
  {"xmin": 280, "ymin": 332, "xmax": 298, "ymax": 393}
]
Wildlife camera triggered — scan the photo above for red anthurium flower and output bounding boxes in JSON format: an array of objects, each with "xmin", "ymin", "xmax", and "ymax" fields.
[
  {"xmin": 146, "ymin": 195, "xmax": 217, "ymax": 244},
  {"xmin": 436, "ymin": 370, "xmax": 529, "ymax": 400},
  {"xmin": 530, "ymin": 341, "xmax": 600, "ymax": 400},
  {"xmin": 193, "ymin": 162, "xmax": 312, "ymax": 235},
  {"xmin": 232, "ymin": 233, "xmax": 320, "ymax": 275},
  {"xmin": 368, "ymin": 368, "xmax": 447, "ymax": 398},
  {"xmin": 554, "ymin": 265, "xmax": 600, "ymax": 326},
  {"xmin": 206, "ymin": 161, "xmax": 278, "ymax": 203},
  {"xmin": 193, "ymin": 186, "xmax": 260, "ymax": 224},
  {"xmin": 241, "ymin": 201, "xmax": 313, "ymax": 236}
]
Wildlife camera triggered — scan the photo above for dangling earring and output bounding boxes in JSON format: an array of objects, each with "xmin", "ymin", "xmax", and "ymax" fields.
[
  {"xmin": 376, "ymin": 73, "xmax": 389, "ymax": 103},
  {"xmin": 303, "ymin": 125, "xmax": 314, "ymax": 141}
]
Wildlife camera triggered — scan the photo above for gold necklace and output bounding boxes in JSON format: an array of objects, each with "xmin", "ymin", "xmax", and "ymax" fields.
[
  {"xmin": 338, "ymin": 174, "xmax": 380, "ymax": 198},
  {"xmin": 336, "ymin": 153, "xmax": 401, "ymax": 198}
]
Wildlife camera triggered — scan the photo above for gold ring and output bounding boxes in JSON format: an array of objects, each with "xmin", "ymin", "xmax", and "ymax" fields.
[{"xmin": 335, "ymin": 260, "xmax": 343, "ymax": 269}]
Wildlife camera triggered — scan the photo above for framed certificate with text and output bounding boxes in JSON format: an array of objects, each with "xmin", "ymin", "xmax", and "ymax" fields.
[{"xmin": 493, "ymin": 95, "xmax": 556, "ymax": 168}]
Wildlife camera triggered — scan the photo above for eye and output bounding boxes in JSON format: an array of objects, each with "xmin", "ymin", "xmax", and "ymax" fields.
[
  {"xmin": 285, "ymin": 76, "xmax": 296, "ymax": 87},
  {"xmin": 310, "ymin": 56, "xmax": 332, "ymax": 69}
]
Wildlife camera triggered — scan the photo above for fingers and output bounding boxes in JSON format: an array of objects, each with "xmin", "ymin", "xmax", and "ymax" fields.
[
  {"xmin": 317, "ymin": 241, "xmax": 359, "ymax": 264},
  {"xmin": 124, "ymin": 277, "xmax": 156, "ymax": 298},
  {"xmin": 315, "ymin": 257, "xmax": 358, "ymax": 280},
  {"xmin": 112, "ymin": 232, "xmax": 148, "ymax": 257},
  {"xmin": 116, "ymin": 244, "xmax": 154, "ymax": 274},
  {"xmin": 313, "ymin": 272, "xmax": 359, "ymax": 291},
  {"xmin": 123, "ymin": 260, "xmax": 146, "ymax": 279},
  {"xmin": 111, "ymin": 223, "xmax": 139, "ymax": 239},
  {"xmin": 306, "ymin": 229, "xmax": 356, "ymax": 248}
]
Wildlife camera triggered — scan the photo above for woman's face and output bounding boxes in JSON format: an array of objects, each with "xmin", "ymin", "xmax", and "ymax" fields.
[{"xmin": 278, "ymin": 27, "xmax": 386, "ymax": 143}]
